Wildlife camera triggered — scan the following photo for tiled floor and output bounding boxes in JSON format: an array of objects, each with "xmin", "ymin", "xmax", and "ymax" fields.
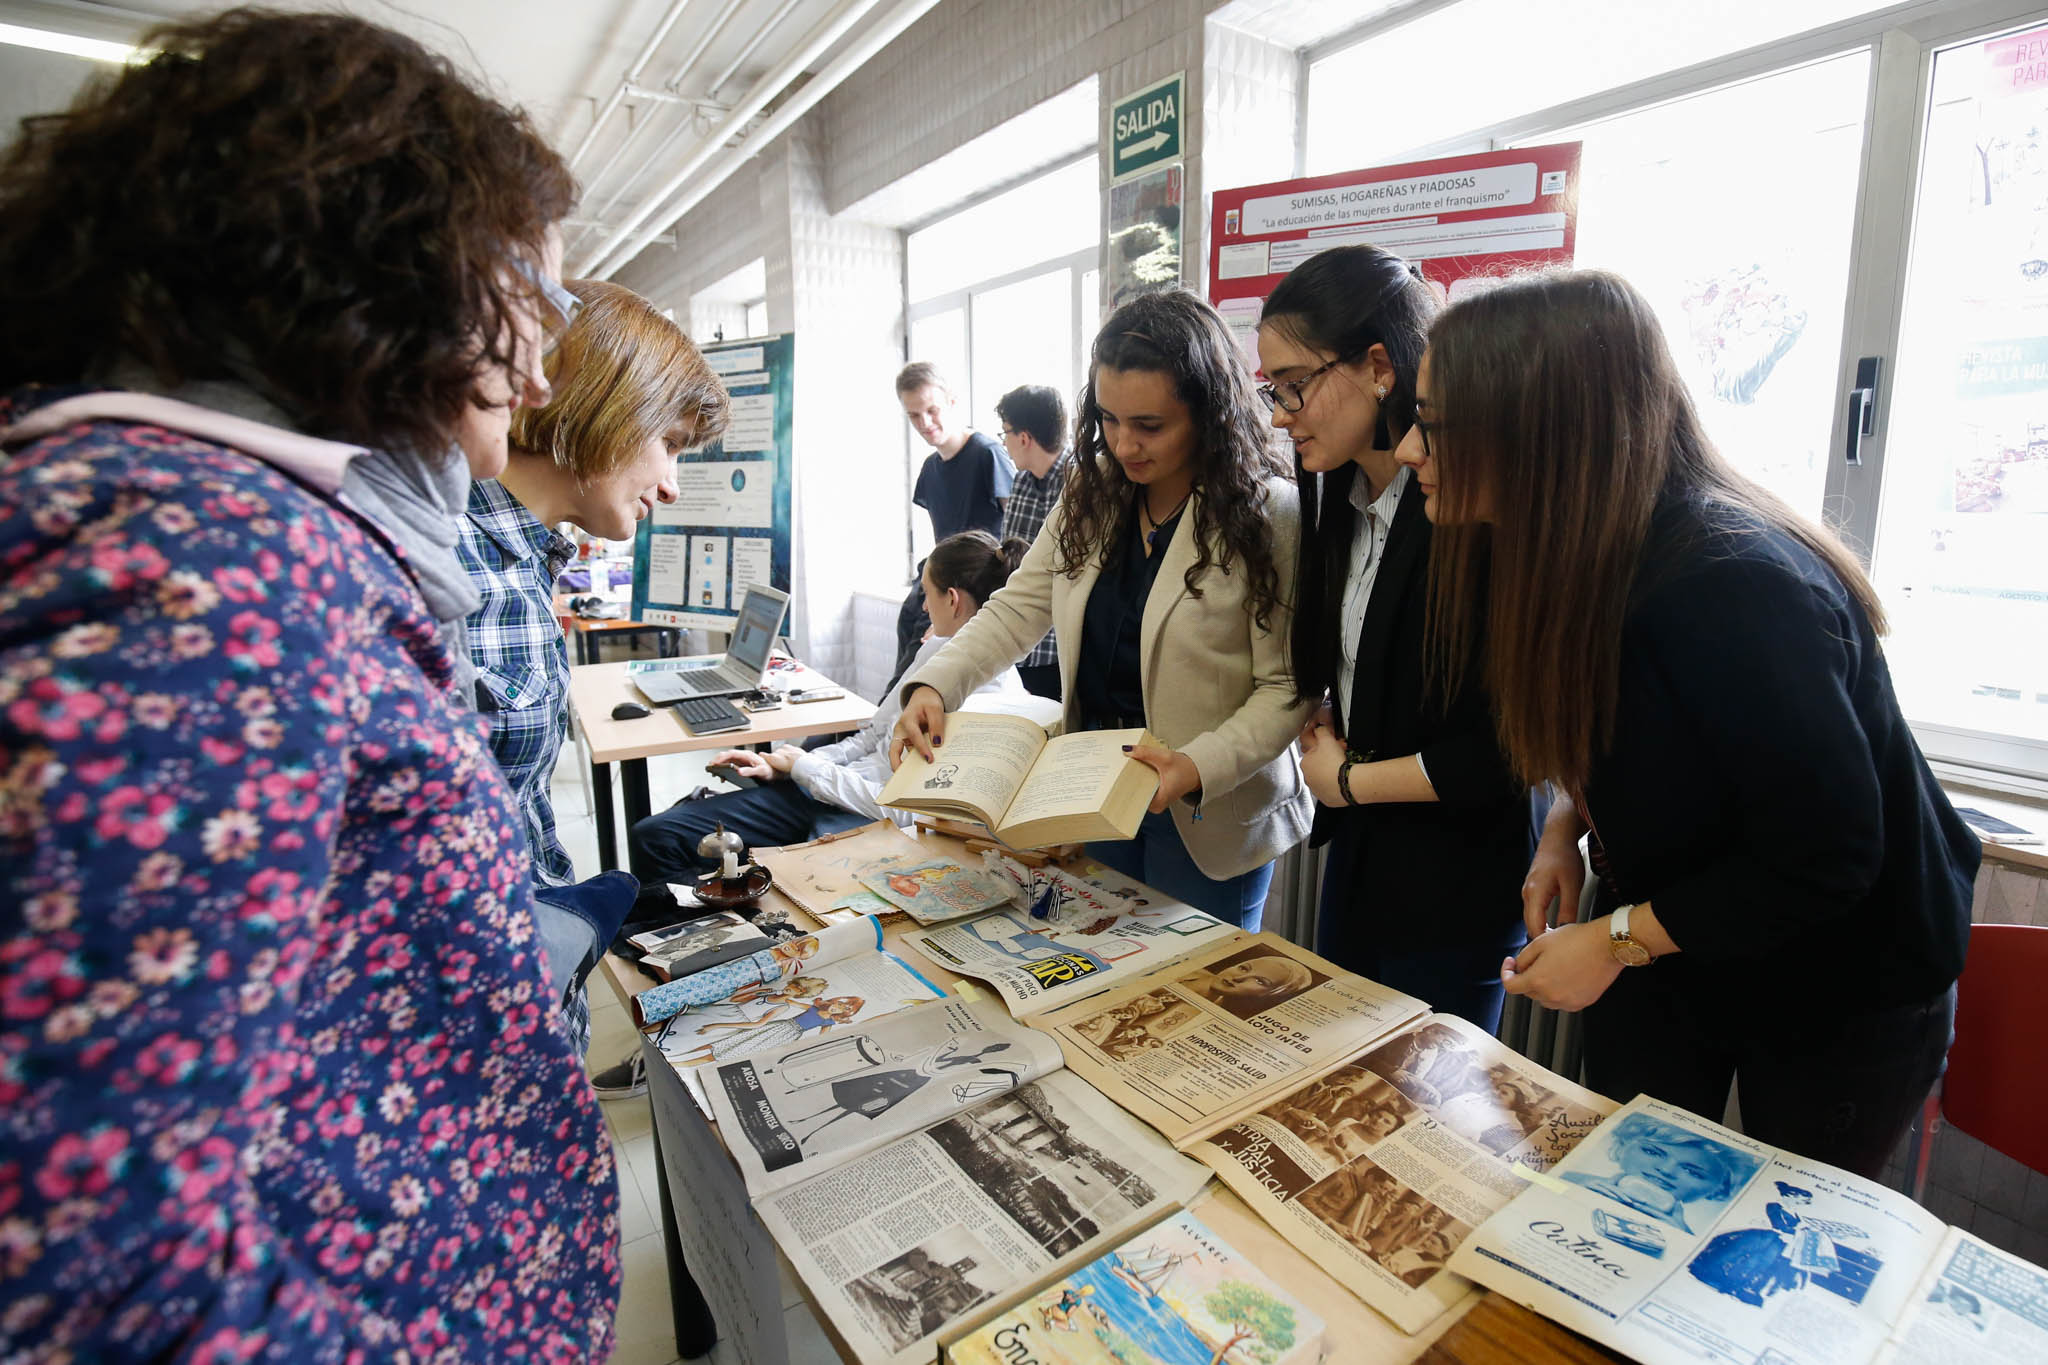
[{"xmin": 550, "ymin": 733, "xmax": 848, "ymax": 1364}]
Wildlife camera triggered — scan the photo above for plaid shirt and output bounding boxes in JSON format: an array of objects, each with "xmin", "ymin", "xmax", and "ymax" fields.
[
  {"xmin": 457, "ymin": 478, "xmax": 577, "ymax": 887},
  {"xmin": 1002, "ymin": 450, "xmax": 1071, "ymax": 668}
]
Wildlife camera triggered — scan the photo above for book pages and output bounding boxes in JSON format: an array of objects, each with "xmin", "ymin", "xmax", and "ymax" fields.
[
  {"xmin": 757, "ymin": 1070, "xmax": 1208, "ymax": 1365},
  {"xmin": 1189, "ymin": 1015, "xmax": 1615, "ymax": 1332}
]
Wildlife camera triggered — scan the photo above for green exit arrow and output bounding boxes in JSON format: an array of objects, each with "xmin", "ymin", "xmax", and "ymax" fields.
[{"xmin": 1117, "ymin": 130, "xmax": 1170, "ymax": 163}]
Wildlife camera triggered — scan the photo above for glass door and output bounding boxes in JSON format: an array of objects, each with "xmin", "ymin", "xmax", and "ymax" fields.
[{"xmin": 1871, "ymin": 15, "xmax": 2048, "ymax": 766}]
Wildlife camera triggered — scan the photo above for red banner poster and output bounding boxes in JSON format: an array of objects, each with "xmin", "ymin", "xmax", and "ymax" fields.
[{"xmin": 1207, "ymin": 142, "xmax": 1582, "ymax": 361}]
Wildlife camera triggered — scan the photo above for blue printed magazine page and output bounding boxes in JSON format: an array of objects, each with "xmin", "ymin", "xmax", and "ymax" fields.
[
  {"xmin": 1186, "ymin": 1013, "xmax": 1614, "ymax": 1334},
  {"xmin": 1448, "ymin": 1094, "xmax": 1959, "ymax": 1364},
  {"xmin": 749, "ymin": 1061, "xmax": 1208, "ymax": 1365},
  {"xmin": 1878, "ymin": 1228, "xmax": 2048, "ymax": 1364},
  {"xmin": 943, "ymin": 1209, "xmax": 1326, "ymax": 1365},
  {"xmin": 901, "ymin": 859, "xmax": 1242, "ymax": 1019}
]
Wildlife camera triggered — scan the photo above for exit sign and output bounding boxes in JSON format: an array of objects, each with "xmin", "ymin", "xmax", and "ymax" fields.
[{"xmin": 1111, "ymin": 71, "xmax": 1183, "ymax": 183}]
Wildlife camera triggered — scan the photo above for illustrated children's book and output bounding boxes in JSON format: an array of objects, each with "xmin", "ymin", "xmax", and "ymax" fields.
[
  {"xmin": 878, "ymin": 712, "xmax": 1161, "ymax": 847},
  {"xmin": 943, "ymin": 1210, "xmax": 1326, "ymax": 1365}
]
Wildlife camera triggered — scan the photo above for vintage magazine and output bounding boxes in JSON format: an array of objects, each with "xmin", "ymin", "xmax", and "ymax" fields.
[
  {"xmin": 630, "ymin": 915, "xmax": 896, "ymax": 1028},
  {"xmin": 1446, "ymin": 1094, "xmax": 2046, "ymax": 1365},
  {"xmin": 754, "ymin": 1069, "xmax": 1208, "ymax": 1365},
  {"xmin": 1188, "ymin": 1014, "xmax": 1615, "ymax": 1333},
  {"xmin": 899, "ymin": 861, "xmax": 1241, "ymax": 1018},
  {"xmin": 752, "ymin": 821, "xmax": 939, "ymax": 922},
  {"xmin": 706, "ymin": 994, "xmax": 1071, "ymax": 1196},
  {"xmin": 941, "ymin": 1208, "xmax": 1326, "ymax": 1365},
  {"xmin": 1034, "ymin": 932, "xmax": 1429, "ymax": 1147}
]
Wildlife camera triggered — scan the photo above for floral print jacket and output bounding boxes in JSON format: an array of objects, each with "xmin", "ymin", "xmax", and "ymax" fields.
[{"xmin": 0, "ymin": 389, "xmax": 620, "ymax": 1362}]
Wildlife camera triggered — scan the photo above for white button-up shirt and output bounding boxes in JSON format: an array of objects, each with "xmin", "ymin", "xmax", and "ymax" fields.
[{"xmin": 1336, "ymin": 465, "xmax": 1411, "ymax": 719}]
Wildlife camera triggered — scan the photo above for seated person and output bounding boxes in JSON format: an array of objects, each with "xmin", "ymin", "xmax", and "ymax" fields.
[
  {"xmin": 631, "ymin": 531, "xmax": 1029, "ymax": 884},
  {"xmin": 458, "ymin": 278, "xmax": 728, "ymax": 1065}
]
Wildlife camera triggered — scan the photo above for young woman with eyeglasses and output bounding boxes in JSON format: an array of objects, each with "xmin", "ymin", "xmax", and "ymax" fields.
[
  {"xmin": 1401, "ymin": 269, "xmax": 1976, "ymax": 1175},
  {"xmin": 893, "ymin": 289, "xmax": 1312, "ymax": 927},
  {"xmin": 1254, "ymin": 245, "xmax": 1532, "ymax": 1030}
]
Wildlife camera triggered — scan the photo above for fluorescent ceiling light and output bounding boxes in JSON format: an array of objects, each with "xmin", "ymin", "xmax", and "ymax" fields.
[{"xmin": 0, "ymin": 21, "xmax": 146, "ymax": 65}]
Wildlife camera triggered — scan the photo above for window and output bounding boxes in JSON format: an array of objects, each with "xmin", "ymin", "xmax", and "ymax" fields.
[
  {"xmin": 1304, "ymin": 1, "xmax": 2048, "ymax": 786},
  {"xmin": 743, "ymin": 297, "xmax": 768, "ymax": 338},
  {"xmin": 906, "ymin": 155, "xmax": 1100, "ymax": 437}
]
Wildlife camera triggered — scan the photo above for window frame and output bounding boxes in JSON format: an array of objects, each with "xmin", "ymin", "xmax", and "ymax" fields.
[{"xmin": 1304, "ymin": 0, "xmax": 2048, "ymax": 789}]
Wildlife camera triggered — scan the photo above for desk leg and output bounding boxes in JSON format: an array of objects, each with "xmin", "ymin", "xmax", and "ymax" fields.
[
  {"xmin": 593, "ymin": 760, "xmax": 618, "ymax": 871},
  {"xmin": 622, "ymin": 757, "xmax": 653, "ymax": 883},
  {"xmin": 649, "ymin": 1105, "xmax": 721, "ymax": 1360}
]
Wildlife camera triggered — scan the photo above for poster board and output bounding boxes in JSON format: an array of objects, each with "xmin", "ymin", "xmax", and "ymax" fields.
[
  {"xmin": 1207, "ymin": 143, "xmax": 1581, "ymax": 360},
  {"xmin": 633, "ymin": 332, "xmax": 795, "ymax": 634}
]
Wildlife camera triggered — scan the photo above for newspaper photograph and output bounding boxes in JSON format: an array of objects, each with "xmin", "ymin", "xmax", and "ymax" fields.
[
  {"xmin": 708, "ymin": 995, "xmax": 1067, "ymax": 1195},
  {"xmin": 648, "ymin": 945, "xmax": 942, "ymax": 1069},
  {"xmin": 1449, "ymin": 1095, "xmax": 1951, "ymax": 1364},
  {"xmin": 901, "ymin": 869, "xmax": 1238, "ymax": 1018},
  {"xmin": 1038, "ymin": 933, "xmax": 1427, "ymax": 1146},
  {"xmin": 1879, "ymin": 1229, "xmax": 2048, "ymax": 1365},
  {"xmin": 1188, "ymin": 1015, "xmax": 1614, "ymax": 1332},
  {"xmin": 756, "ymin": 1069, "xmax": 1208, "ymax": 1365},
  {"xmin": 629, "ymin": 913, "xmax": 883, "ymax": 1028}
]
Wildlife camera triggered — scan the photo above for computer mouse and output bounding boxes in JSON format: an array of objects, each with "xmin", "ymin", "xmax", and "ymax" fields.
[{"xmin": 611, "ymin": 701, "xmax": 651, "ymax": 720}]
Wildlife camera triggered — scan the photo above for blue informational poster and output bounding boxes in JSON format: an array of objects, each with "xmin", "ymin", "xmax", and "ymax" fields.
[{"xmin": 632, "ymin": 332, "xmax": 795, "ymax": 635}]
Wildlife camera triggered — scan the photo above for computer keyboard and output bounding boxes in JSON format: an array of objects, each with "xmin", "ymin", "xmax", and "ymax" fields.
[{"xmin": 672, "ymin": 694, "xmax": 750, "ymax": 735}]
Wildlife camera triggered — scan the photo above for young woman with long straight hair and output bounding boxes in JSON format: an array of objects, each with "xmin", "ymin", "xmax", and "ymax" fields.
[
  {"xmin": 1257, "ymin": 245, "xmax": 1531, "ymax": 1031},
  {"xmin": 1399, "ymin": 268, "xmax": 1978, "ymax": 1175},
  {"xmin": 894, "ymin": 289, "xmax": 1312, "ymax": 927}
]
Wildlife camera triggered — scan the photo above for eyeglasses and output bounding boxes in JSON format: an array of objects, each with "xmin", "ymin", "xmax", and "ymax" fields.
[
  {"xmin": 511, "ymin": 256, "xmax": 582, "ymax": 354},
  {"xmin": 1412, "ymin": 411, "xmax": 1436, "ymax": 459},
  {"xmin": 1257, "ymin": 356, "xmax": 1347, "ymax": 413}
]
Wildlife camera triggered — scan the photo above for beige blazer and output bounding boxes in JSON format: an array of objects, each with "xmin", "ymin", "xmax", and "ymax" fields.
[{"xmin": 905, "ymin": 474, "xmax": 1313, "ymax": 880}]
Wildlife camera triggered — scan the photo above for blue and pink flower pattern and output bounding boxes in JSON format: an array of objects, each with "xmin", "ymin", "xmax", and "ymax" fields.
[{"xmin": 0, "ymin": 390, "xmax": 620, "ymax": 1361}]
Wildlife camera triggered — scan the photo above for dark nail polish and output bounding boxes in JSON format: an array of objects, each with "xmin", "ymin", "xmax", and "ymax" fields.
[{"xmin": 1120, "ymin": 745, "xmax": 1133, "ymax": 752}]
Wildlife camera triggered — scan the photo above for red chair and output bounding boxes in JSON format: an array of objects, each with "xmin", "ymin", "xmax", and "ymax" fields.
[{"xmin": 1906, "ymin": 922, "xmax": 2048, "ymax": 1200}]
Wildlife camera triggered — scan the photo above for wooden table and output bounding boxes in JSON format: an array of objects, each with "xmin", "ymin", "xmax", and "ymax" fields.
[
  {"xmin": 592, "ymin": 834, "xmax": 1514, "ymax": 1365},
  {"xmin": 567, "ymin": 659, "xmax": 876, "ymax": 875},
  {"xmin": 551, "ymin": 591, "xmax": 681, "ymax": 666}
]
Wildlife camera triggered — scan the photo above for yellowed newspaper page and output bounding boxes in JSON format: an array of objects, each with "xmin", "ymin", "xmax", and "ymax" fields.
[
  {"xmin": 1449, "ymin": 1094, "xmax": 1949, "ymax": 1364},
  {"xmin": 1189, "ymin": 1015, "xmax": 1615, "ymax": 1333},
  {"xmin": 1878, "ymin": 1228, "xmax": 2048, "ymax": 1365},
  {"xmin": 879, "ymin": 711, "xmax": 1044, "ymax": 826},
  {"xmin": 1035, "ymin": 933, "xmax": 1427, "ymax": 1147}
]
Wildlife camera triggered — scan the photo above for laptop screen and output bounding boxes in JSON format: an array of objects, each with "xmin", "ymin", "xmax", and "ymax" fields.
[{"xmin": 727, "ymin": 587, "xmax": 786, "ymax": 675}]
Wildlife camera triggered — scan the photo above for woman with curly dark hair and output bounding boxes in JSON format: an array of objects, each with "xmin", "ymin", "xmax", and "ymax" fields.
[
  {"xmin": 0, "ymin": 10, "xmax": 619, "ymax": 1361},
  {"xmin": 894, "ymin": 290, "xmax": 1313, "ymax": 926}
]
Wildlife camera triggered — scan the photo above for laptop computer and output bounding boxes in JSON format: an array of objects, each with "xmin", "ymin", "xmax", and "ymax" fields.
[{"xmin": 631, "ymin": 584, "xmax": 789, "ymax": 704}]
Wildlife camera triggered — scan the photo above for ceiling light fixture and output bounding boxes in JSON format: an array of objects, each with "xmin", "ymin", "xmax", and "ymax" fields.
[{"xmin": 0, "ymin": 21, "xmax": 147, "ymax": 65}]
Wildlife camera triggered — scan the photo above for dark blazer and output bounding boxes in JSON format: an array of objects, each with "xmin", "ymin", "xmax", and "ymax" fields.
[
  {"xmin": 1583, "ymin": 495, "xmax": 1978, "ymax": 1013},
  {"xmin": 1314, "ymin": 476, "xmax": 1532, "ymax": 958}
]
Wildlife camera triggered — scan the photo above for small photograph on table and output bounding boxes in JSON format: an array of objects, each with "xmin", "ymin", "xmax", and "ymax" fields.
[
  {"xmin": 842, "ymin": 1227, "xmax": 1004, "ymax": 1352},
  {"xmin": 1069, "ymin": 988, "xmax": 1201, "ymax": 1059},
  {"xmin": 1175, "ymin": 947, "xmax": 1326, "ymax": 1021}
]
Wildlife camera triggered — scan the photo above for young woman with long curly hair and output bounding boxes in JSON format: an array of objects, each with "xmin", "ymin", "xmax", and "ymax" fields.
[{"xmin": 893, "ymin": 289, "xmax": 1313, "ymax": 926}]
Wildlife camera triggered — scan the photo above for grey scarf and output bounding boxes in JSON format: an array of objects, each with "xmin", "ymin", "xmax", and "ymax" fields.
[{"xmin": 97, "ymin": 358, "xmax": 479, "ymax": 696}]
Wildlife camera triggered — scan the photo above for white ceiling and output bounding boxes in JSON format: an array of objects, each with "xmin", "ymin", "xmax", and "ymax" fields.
[{"xmin": 1, "ymin": 0, "xmax": 908, "ymax": 251}]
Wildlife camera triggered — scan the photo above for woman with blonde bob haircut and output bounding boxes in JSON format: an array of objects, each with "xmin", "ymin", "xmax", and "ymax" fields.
[
  {"xmin": 459, "ymin": 280, "xmax": 728, "ymax": 1077},
  {"xmin": 1397, "ymin": 268, "xmax": 1977, "ymax": 1177}
]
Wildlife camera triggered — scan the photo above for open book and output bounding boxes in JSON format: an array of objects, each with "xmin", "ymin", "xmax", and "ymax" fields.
[
  {"xmin": 707, "ymin": 995, "xmax": 1212, "ymax": 1365},
  {"xmin": 1448, "ymin": 1094, "xmax": 2048, "ymax": 1365},
  {"xmin": 1031, "ymin": 934, "xmax": 1615, "ymax": 1333},
  {"xmin": 879, "ymin": 712, "xmax": 1160, "ymax": 847}
]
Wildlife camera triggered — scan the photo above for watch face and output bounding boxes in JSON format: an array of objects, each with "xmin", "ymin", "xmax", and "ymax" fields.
[{"xmin": 1611, "ymin": 940, "xmax": 1653, "ymax": 968}]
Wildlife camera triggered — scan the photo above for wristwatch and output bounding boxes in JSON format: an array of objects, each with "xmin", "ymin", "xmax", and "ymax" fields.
[{"xmin": 1608, "ymin": 904, "xmax": 1654, "ymax": 967}]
